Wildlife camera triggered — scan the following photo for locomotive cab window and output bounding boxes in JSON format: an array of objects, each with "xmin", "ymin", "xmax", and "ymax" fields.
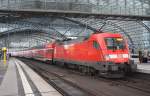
[
  {"xmin": 93, "ymin": 41, "xmax": 100, "ymax": 49},
  {"xmin": 105, "ymin": 37, "xmax": 125, "ymax": 50}
]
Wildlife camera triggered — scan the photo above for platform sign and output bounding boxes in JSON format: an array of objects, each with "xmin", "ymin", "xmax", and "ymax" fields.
[{"xmin": 2, "ymin": 47, "xmax": 7, "ymax": 64}]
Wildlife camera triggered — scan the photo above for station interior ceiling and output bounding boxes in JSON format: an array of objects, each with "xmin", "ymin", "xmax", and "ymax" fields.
[{"xmin": 0, "ymin": 0, "xmax": 150, "ymax": 53}]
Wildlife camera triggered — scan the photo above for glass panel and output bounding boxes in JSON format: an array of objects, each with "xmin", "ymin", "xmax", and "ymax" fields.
[{"xmin": 105, "ymin": 37, "xmax": 125, "ymax": 50}]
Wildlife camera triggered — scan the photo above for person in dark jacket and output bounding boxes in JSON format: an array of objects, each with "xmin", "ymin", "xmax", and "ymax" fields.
[{"xmin": 139, "ymin": 50, "xmax": 143, "ymax": 63}]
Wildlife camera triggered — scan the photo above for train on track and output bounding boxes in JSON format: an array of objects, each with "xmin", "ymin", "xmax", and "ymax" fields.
[{"xmin": 11, "ymin": 32, "xmax": 137, "ymax": 78}]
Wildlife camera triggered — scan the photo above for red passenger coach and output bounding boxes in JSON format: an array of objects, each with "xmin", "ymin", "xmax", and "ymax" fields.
[
  {"xmin": 12, "ymin": 32, "xmax": 137, "ymax": 78},
  {"xmin": 31, "ymin": 43, "xmax": 54, "ymax": 62}
]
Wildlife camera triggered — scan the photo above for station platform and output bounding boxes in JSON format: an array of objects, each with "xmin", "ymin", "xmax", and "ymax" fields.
[
  {"xmin": 0, "ymin": 58, "xmax": 62, "ymax": 96},
  {"xmin": 0, "ymin": 58, "xmax": 150, "ymax": 96},
  {"xmin": 136, "ymin": 62, "xmax": 150, "ymax": 74}
]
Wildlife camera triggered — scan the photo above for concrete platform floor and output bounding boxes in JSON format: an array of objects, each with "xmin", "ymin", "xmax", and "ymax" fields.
[
  {"xmin": 0, "ymin": 61, "xmax": 8, "ymax": 86},
  {"xmin": 0, "ymin": 58, "xmax": 62, "ymax": 96},
  {"xmin": 0, "ymin": 57, "xmax": 150, "ymax": 96},
  {"xmin": 137, "ymin": 62, "xmax": 150, "ymax": 74}
]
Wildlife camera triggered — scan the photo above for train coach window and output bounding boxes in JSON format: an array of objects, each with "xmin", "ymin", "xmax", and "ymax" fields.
[{"xmin": 93, "ymin": 41, "xmax": 100, "ymax": 49}]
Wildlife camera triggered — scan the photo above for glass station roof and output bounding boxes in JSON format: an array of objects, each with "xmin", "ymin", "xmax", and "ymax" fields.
[{"xmin": 0, "ymin": 0, "xmax": 149, "ymax": 53}]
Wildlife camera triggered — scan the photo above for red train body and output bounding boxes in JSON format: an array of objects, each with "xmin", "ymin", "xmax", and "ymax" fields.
[{"xmin": 11, "ymin": 33, "xmax": 137, "ymax": 78}]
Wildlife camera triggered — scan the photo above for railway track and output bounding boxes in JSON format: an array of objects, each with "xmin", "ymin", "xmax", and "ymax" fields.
[
  {"xmin": 68, "ymin": 67, "xmax": 150, "ymax": 94},
  {"xmin": 21, "ymin": 59, "xmax": 96, "ymax": 96},
  {"xmin": 70, "ymin": 68, "xmax": 150, "ymax": 94},
  {"xmin": 65, "ymin": 64, "xmax": 150, "ymax": 94},
  {"xmin": 97, "ymin": 77, "xmax": 150, "ymax": 94},
  {"xmin": 19, "ymin": 58, "xmax": 150, "ymax": 96}
]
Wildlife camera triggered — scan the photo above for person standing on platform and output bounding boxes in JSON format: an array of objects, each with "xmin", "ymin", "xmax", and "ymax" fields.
[
  {"xmin": 0, "ymin": 51, "xmax": 1, "ymax": 60},
  {"xmin": 148, "ymin": 50, "xmax": 150, "ymax": 61},
  {"xmin": 139, "ymin": 50, "xmax": 143, "ymax": 63}
]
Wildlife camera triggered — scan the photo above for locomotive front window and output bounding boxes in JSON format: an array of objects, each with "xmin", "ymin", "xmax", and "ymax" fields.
[{"xmin": 105, "ymin": 37, "xmax": 125, "ymax": 50}]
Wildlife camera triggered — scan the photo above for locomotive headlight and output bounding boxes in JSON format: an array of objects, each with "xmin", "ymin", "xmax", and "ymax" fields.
[
  {"xmin": 105, "ymin": 54, "xmax": 128, "ymax": 60},
  {"xmin": 105, "ymin": 54, "xmax": 118, "ymax": 60},
  {"xmin": 109, "ymin": 54, "xmax": 118, "ymax": 58},
  {"xmin": 122, "ymin": 54, "xmax": 129, "ymax": 58}
]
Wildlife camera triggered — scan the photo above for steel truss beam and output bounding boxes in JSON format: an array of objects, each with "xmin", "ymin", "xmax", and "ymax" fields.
[
  {"xmin": 0, "ymin": 9, "xmax": 150, "ymax": 21},
  {"xmin": 0, "ymin": 15, "xmax": 150, "ymax": 51}
]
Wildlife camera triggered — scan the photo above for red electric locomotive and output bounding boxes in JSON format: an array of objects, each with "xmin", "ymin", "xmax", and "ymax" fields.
[
  {"xmin": 54, "ymin": 33, "xmax": 137, "ymax": 78},
  {"xmin": 12, "ymin": 32, "xmax": 137, "ymax": 78}
]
